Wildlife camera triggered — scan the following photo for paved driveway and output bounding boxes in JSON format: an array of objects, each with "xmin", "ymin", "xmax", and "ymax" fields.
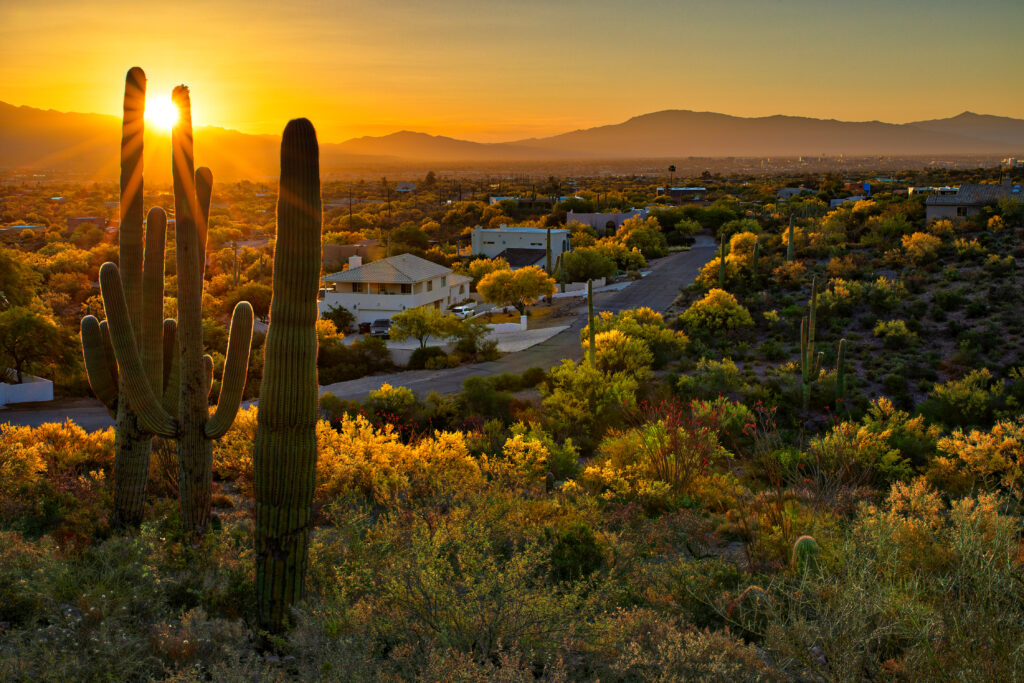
[{"xmin": 1, "ymin": 236, "xmax": 716, "ymax": 427}]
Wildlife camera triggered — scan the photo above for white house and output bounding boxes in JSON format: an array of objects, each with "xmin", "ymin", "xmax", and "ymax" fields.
[
  {"xmin": 319, "ymin": 253, "xmax": 472, "ymax": 325},
  {"xmin": 470, "ymin": 225, "xmax": 570, "ymax": 268}
]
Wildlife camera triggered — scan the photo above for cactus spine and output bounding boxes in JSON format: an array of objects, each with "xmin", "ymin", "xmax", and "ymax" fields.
[
  {"xmin": 586, "ymin": 279, "xmax": 596, "ymax": 367},
  {"xmin": 799, "ymin": 277, "xmax": 821, "ymax": 413},
  {"xmin": 786, "ymin": 216, "xmax": 795, "ymax": 262},
  {"xmin": 99, "ymin": 84, "xmax": 254, "ymax": 534},
  {"xmin": 254, "ymin": 119, "xmax": 322, "ymax": 632},
  {"xmin": 80, "ymin": 67, "xmax": 166, "ymax": 526}
]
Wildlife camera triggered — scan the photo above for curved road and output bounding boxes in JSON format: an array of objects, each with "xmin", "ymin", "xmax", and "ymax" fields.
[{"xmin": 1, "ymin": 236, "xmax": 716, "ymax": 429}]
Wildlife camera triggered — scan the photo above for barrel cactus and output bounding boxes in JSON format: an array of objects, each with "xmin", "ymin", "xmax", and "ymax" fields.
[{"xmin": 792, "ymin": 535, "xmax": 820, "ymax": 573}]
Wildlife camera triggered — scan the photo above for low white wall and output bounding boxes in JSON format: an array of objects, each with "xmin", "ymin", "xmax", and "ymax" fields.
[
  {"xmin": 562, "ymin": 277, "xmax": 606, "ymax": 292},
  {"xmin": 0, "ymin": 373, "xmax": 54, "ymax": 406}
]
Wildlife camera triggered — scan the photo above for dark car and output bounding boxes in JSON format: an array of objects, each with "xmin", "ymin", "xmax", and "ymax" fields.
[{"xmin": 370, "ymin": 318, "xmax": 392, "ymax": 339}]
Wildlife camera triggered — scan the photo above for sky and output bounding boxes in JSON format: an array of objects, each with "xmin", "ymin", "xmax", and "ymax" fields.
[{"xmin": 1, "ymin": 0, "xmax": 1022, "ymax": 143}]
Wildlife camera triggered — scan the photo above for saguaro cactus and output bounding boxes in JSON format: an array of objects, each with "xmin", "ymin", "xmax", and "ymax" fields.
[
  {"xmin": 545, "ymin": 227, "xmax": 552, "ymax": 275},
  {"xmin": 786, "ymin": 216, "xmax": 795, "ymax": 262},
  {"xmin": 254, "ymin": 119, "xmax": 322, "ymax": 632},
  {"xmin": 752, "ymin": 240, "xmax": 760, "ymax": 281},
  {"xmin": 836, "ymin": 338, "xmax": 847, "ymax": 405},
  {"xmin": 98, "ymin": 84, "xmax": 254, "ymax": 533},
  {"xmin": 80, "ymin": 67, "xmax": 166, "ymax": 526},
  {"xmin": 799, "ymin": 277, "xmax": 822, "ymax": 413},
  {"xmin": 586, "ymin": 279, "xmax": 596, "ymax": 367}
]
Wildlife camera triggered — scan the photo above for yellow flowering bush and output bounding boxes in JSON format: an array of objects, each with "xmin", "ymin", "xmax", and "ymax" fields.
[
  {"xmin": 581, "ymin": 329, "xmax": 654, "ymax": 378},
  {"xmin": 927, "ymin": 419, "xmax": 1024, "ymax": 498},
  {"xmin": 901, "ymin": 232, "xmax": 942, "ymax": 264},
  {"xmin": 680, "ymin": 289, "xmax": 754, "ymax": 332}
]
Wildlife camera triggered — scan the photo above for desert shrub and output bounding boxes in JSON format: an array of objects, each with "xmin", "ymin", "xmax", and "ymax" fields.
[
  {"xmin": 873, "ymin": 319, "xmax": 917, "ymax": 349},
  {"xmin": 901, "ymin": 232, "xmax": 942, "ymax": 264},
  {"xmin": 926, "ymin": 419, "xmax": 1024, "ymax": 498},
  {"xmin": 581, "ymin": 329, "xmax": 654, "ymax": 378},
  {"xmin": 520, "ymin": 366, "xmax": 547, "ymax": 388},
  {"xmin": 318, "ymin": 335, "xmax": 392, "ymax": 384},
  {"xmin": 680, "ymin": 289, "xmax": 754, "ymax": 333},
  {"xmin": 689, "ymin": 396, "xmax": 755, "ymax": 453},
  {"xmin": 817, "ymin": 279, "xmax": 866, "ymax": 318},
  {"xmin": 321, "ymin": 303, "xmax": 355, "ymax": 333},
  {"xmin": 541, "ymin": 360, "xmax": 639, "ymax": 453},
  {"xmin": 759, "ymin": 481, "xmax": 1024, "ymax": 681},
  {"xmin": 695, "ymin": 256, "xmax": 742, "ymax": 290},
  {"xmin": 408, "ymin": 345, "xmax": 447, "ymax": 370},
  {"xmin": 861, "ymin": 398, "xmax": 940, "ymax": 469},
  {"xmin": 676, "ymin": 357, "xmax": 745, "ymax": 400},
  {"xmin": 772, "ymin": 260, "xmax": 806, "ymax": 288},
  {"xmin": 954, "ymin": 237, "xmax": 986, "ymax": 260},
  {"xmin": 508, "ymin": 422, "xmax": 579, "ymax": 479},
  {"xmin": 984, "ymin": 253, "xmax": 1015, "ymax": 276},
  {"xmin": 547, "ymin": 521, "xmax": 605, "ymax": 582},
  {"xmin": 826, "ymin": 254, "xmax": 865, "ymax": 279},
  {"xmin": 581, "ymin": 307, "xmax": 689, "ymax": 368},
  {"xmin": 867, "ymin": 276, "xmax": 906, "ymax": 312},
  {"xmin": 921, "ymin": 368, "xmax": 1005, "ymax": 429}
]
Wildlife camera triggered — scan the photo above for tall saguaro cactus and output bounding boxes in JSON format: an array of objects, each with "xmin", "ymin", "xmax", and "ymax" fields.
[
  {"xmin": 254, "ymin": 119, "xmax": 322, "ymax": 632},
  {"xmin": 80, "ymin": 67, "xmax": 166, "ymax": 526},
  {"xmin": 787, "ymin": 216, "xmax": 795, "ymax": 262},
  {"xmin": 98, "ymin": 84, "xmax": 254, "ymax": 533},
  {"xmin": 586, "ymin": 279, "xmax": 596, "ymax": 367},
  {"xmin": 799, "ymin": 277, "xmax": 822, "ymax": 413}
]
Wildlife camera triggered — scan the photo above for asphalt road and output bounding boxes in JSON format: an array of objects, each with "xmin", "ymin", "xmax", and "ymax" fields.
[{"xmin": 0, "ymin": 236, "xmax": 716, "ymax": 429}]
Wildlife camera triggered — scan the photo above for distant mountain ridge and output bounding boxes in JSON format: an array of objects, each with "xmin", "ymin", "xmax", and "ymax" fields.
[{"xmin": 2, "ymin": 101, "xmax": 1022, "ymax": 178}]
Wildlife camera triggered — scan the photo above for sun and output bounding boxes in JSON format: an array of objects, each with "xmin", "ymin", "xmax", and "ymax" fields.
[{"xmin": 146, "ymin": 96, "xmax": 180, "ymax": 130}]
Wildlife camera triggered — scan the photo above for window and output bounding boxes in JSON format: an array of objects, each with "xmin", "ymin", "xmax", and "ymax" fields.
[
  {"xmin": 352, "ymin": 282, "xmax": 365, "ymax": 293},
  {"xmin": 956, "ymin": 206, "xmax": 968, "ymax": 217},
  {"xmin": 441, "ymin": 276, "xmax": 446, "ymax": 287},
  {"xmin": 426, "ymin": 280, "xmax": 433, "ymax": 292},
  {"xmin": 401, "ymin": 284, "xmax": 412, "ymax": 294}
]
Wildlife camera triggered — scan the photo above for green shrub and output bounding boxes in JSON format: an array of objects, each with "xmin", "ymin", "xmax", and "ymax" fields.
[
  {"xmin": 408, "ymin": 345, "xmax": 447, "ymax": 369},
  {"xmin": 873, "ymin": 319, "xmax": 917, "ymax": 349},
  {"xmin": 921, "ymin": 368, "xmax": 1006, "ymax": 429},
  {"xmin": 680, "ymin": 289, "xmax": 755, "ymax": 333}
]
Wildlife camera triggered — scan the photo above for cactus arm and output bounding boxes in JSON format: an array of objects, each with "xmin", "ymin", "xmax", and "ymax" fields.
[
  {"xmin": 81, "ymin": 315, "xmax": 118, "ymax": 416},
  {"xmin": 205, "ymin": 301, "xmax": 254, "ymax": 439},
  {"xmin": 202, "ymin": 354, "xmax": 214, "ymax": 400},
  {"xmin": 99, "ymin": 262, "xmax": 177, "ymax": 437},
  {"xmin": 142, "ymin": 207, "xmax": 166, "ymax": 394},
  {"xmin": 120, "ymin": 67, "xmax": 146, "ymax": 334},
  {"xmin": 162, "ymin": 319, "xmax": 179, "ymax": 415},
  {"xmin": 99, "ymin": 320, "xmax": 119, "ymax": 391},
  {"xmin": 836, "ymin": 338, "xmax": 847, "ymax": 403},
  {"xmin": 196, "ymin": 167, "xmax": 213, "ymax": 281}
]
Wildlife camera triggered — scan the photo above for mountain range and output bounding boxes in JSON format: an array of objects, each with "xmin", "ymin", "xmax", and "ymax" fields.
[{"xmin": 2, "ymin": 102, "xmax": 1022, "ymax": 180}]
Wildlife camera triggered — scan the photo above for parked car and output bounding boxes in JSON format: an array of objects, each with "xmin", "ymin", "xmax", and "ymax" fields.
[
  {"xmin": 358, "ymin": 321, "xmax": 372, "ymax": 335},
  {"xmin": 452, "ymin": 303, "xmax": 476, "ymax": 318},
  {"xmin": 370, "ymin": 318, "xmax": 392, "ymax": 338}
]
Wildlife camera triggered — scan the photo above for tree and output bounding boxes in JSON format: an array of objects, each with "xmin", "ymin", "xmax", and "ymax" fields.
[
  {"xmin": 478, "ymin": 265, "xmax": 556, "ymax": 317},
  {"xmin": 227, "ymin": 282, "xmax": 273, "ymax": 321},
  {"xmin": 461, "ymin": 257, "xmax": 510, "ymax": 290},
  {"xmin": 322, "ymin": 303, "xmax": 355, "ymax": 333},
  {"xmin": 0, "ymin": 305, "xmax": 76, "ymax": 383},
  {"xmin": 389, "ymin": 306, "xmax": 461, "ymax": 348},
  {"xmin": 615, "ymin": 216, "xmax": 668, "ymax": 258},
  {"xmin": 559, "ymin": 247, "xmax": 617, "ymax": 283}
]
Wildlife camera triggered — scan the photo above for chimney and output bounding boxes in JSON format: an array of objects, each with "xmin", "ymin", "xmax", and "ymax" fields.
[{"xmin": 348, "ymin": 255, "xmax": 363, "ymax": 270}]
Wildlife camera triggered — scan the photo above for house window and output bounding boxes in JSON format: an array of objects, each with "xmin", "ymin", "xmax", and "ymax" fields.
[
  {"xmin": 426, "ymin": 280, "xmax": 433, "ymax": 292},
  {"xmin": 441, "ymin": 276, "xmax": 446, "ymax": 287},
  {"xmin": 401, "ymin": 284, "xmax": 412, "ymax": 294},
  {"xmin": 352, "ymin": 282, "xmax": 365, "ymax": 293},
  {"xmin": 956, "ymin": 207, "xmax": 968, "ymax": 217}
]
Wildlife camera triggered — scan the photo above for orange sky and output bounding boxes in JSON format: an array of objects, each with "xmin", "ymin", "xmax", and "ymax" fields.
[{"xmin": 1, "ymin": 0, "xmax": 1022, "ymax": 143}]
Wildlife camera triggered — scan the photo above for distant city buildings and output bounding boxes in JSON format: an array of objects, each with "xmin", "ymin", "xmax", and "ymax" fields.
[{"xmin": 655, "ymin": 187, "xmax": 706, "ymax": 202}]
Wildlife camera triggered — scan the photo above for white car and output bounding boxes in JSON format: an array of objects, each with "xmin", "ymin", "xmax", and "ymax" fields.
[{"xmin": 452, "ymin": 303, "xmax": 476, "ymax": 318}]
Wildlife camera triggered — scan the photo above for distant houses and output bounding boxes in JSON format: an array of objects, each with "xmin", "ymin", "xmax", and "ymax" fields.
[
  {"xmin": 655, "ymin": 187, "xmax": 706, "ymax": 202},
  {"xmin": 925, "ymin": 181, "xmax": 1022, "ymax": 221},
  {"xmin": 319, "ymin": 253, "xmax": 471, "ymax": 324},
  {"xmin": 567, "ymin": 208, "xmax": 647, "ymax": 235},
  {"xmin": 470, "ymin": 225, "xmax": 570, "ymax": 268}
]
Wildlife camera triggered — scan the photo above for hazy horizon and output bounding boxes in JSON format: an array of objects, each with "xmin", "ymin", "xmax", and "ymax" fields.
[{"xmin": 2, "ymin": 0, "xmax": 1022, "ymax": 143}]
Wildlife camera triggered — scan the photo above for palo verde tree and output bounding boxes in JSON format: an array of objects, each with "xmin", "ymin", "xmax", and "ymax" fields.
[
  {"xmin": 389, "ymin": 305, "xmax": 460, "ymax": 348},
  {"xmin": 477, "ymin": 265, "xmax": 555, "ymax": 319},
  {"xmin": 93, "ymin": 81, "xmax": 254, "ymax": 533}
]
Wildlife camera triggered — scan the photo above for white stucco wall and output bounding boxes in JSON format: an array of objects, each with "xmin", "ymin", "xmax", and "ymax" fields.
[{"xmin": 0, "ymin": 373, "xmax": 54, "ymax": 406}]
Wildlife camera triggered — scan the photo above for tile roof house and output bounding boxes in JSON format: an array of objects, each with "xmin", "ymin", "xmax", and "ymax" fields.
[
  {"xmin": 925, "ymin": 181, "xmax": 1022, "ymax": 221},
  {"xmin": 319, "ymin": 253, "xmax": 472, "ymax": 324}
]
